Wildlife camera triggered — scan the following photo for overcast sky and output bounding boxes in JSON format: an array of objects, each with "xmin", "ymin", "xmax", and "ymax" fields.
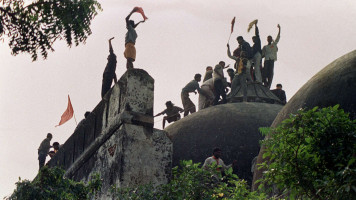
[{"xmin": 1, "ymin": 0, "xmax": 355, "ymax": 197}]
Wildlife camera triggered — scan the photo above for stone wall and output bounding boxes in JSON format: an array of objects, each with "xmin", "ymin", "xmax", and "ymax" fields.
[{"xmin": 48, "ymin": 69, "xmax": 172, "ymax": 199}]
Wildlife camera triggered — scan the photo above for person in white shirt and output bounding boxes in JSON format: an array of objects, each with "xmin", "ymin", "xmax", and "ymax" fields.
[
  {"xmin": 202, "ymin": 147, "xmax": 237, "ymax": 173},
  {"xmin": 262, "ymin": 24, "xmax": 281, "ymax": 88}
]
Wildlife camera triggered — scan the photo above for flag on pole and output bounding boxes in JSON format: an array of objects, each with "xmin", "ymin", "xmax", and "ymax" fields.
[
  {"xmin": 134, "ymin": 7, "xmax": 148, "ymax": 20},
  {"xmin": 248, "ymin": 19, "xmax": 258, "ymax": 32},
  {"xmin": 56, "ymin": 95, "xmax": 74, "ymax": 127},
  {"xmin": 231, "ymin": 17, "xmax": 236, "ymax": 33}
]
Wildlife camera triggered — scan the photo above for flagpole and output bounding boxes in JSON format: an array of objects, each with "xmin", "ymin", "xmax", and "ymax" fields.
[
  {"xmin": 227, "ymin": 32, "xmax": 232, "ymax": 44},
  {"xmin": 73, "ymin": 112, "xmax": 78, "ymax": 126}
]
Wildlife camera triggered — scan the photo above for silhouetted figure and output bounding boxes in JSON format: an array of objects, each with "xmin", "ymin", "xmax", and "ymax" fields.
[
  {"xmin": 251, "ymin": 21, "xmax": 262, "ymax": 83},
  {"xmin": 124, "ymin": 8, "xmax": 145, "ymax": 69},
  {"xmin": 262, "ymin": 24, "xmax": 281, "ymax": 88},
  {"xmin": 203, "ymin": 66, "xmax": 213, "ymax": 82},
  {"xmin": 181, "ymin": 74, "xmax": 208, "ymax": 116},
  {"xmin": 213, "ymin": 61, "xmax": 228, "ymax": 105},
  {"xmin": 74, "ymin": 111, "xmax": 90, "ymax": 132},
  {"xmin": 271, "ymin": 83, "xmax": 287, "ymax": 104},
  {"xmin": 154, "ymin": 101, "xmax": 183, "ymax": 129},
  {"xmin": 38, "ymin": 133, "xmax": 52, "ymax": 169},
  {"xmin": 52, "ymin": 142, "xmax": 60, "ymax": 153},
  {"xmin": 102, "ymin": 37, "xmax": 117, "ymax": 98},
  {"xmin": 227, "ymin": 68, "xmax": 235, "ymax": 84}
]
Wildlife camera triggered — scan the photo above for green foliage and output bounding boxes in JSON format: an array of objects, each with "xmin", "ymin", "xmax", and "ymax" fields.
[
  {"xmin": 0, "ymin": 0, "xmax": 102, "ymax": 61},
  {"xmin": 112, "ymin": 160, "xmax": 268, "ymax": 200},
  {"xmin": 7, "ymin": 166, "xmax": 101, "ymax": 200},
  {"xmin": 260, "ymin": 105, "xmax": 356, "ymax": 199}
]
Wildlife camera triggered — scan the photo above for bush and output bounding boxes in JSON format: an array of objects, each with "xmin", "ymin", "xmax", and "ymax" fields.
[
  {"xmin": 7, "ymin": 167, "xmax": 101, "ymax": 200},
  {"xmin": 260, "ymin": 105, "xmax": 356, "ymax": 199},
  {"xmin": 112, "ymin": 160, "xmax": 268, "ymax": 200}
]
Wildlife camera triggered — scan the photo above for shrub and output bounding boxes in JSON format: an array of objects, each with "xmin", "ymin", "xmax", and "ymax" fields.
[
  {"xmin": 7, "ymin": 167, "xmax": 101, "ymax": 200},
  {"xmin": 113, "ymin": 160, "xmax": 268, "ymax": 200},
  {"xmin": 260, "ymin": 105, "xmax": 356, "ymax": 199}
]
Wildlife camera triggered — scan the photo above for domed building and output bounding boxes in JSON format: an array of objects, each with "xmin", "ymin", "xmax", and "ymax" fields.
[
  {"xmin": 165, "ymin": 83, "xmax": 284, "ymax": 184},
  {"xmin": 252, "ymin": 50, "xmax": 356, "ymax": 190}
]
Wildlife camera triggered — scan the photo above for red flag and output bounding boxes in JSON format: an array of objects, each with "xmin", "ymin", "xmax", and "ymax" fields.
[
  {"xmin": 134, "ymin": 7, "xmax": 148, "ymax": 20},
  {"xmin": 231, "ymin": 17, "xmax": 236, "ymax": 33},
  {"xmin": 56, "ymin": 95, "xmax": 74, "ymax": 127}
]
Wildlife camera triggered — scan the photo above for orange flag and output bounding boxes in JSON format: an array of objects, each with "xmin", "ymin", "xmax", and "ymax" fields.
[
  {"xmin": 231, "ymin": 17, "xmax": 236, "ymax": 33},
  {"xmin": 134, "ymin": 7, "xmax": 148, "ymax": 20},
  {"xmin": 56, "ymin": 95, "xmax": 74, "ymax": 127}
]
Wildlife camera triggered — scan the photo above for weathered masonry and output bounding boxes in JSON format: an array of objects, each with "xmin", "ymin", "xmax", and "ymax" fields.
[{"xmin": 48, "ymin": 69, "xmax": 172, "ymax": 198}]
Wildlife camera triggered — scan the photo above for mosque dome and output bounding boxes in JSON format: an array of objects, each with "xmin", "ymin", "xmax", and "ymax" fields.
[
  {"xmin": 252, "ymin": 49, "xmax": 356, "ymax": 190},
  {"xmin": 165, "ymin": 102, "xmax": 283, "ymax": 184}
]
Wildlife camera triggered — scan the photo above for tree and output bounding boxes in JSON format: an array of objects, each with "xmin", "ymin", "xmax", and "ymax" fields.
[
  {"xmin": 7, "ymin": 167, "xmax": 101, "ymax": 200},
  {"xmin": 0, "ymin": 0, "xmax": 102, "ymax": 61},
  {"xmin": 260, "ymin": 105, "xmax": 356, "ymax": 199}
]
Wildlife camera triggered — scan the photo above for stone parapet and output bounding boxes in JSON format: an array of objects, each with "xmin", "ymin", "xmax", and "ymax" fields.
[{"xmin": 47, "ymin": 69, "xmax": 172, "ymax": 199}]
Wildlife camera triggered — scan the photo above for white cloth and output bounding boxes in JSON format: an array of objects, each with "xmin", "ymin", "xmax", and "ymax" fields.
[
  {"xmin": 213, "ymin": 64, "xmax": 224, "ymax": 81},
  {"xmin": 252, "ymin": 52, "xmax": 262, "ymax": 82},
  {"xmin": 262, "ymin": 32, "xmax": 280, "ymax": 61},
  {"xmin": 198, "ymin": 79, "xmax": 215, "ymax": 110}
]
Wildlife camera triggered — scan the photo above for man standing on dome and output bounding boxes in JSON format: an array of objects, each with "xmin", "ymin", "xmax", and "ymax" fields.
[
  {"xmin": 124, "ymin": 8, "xmax": 146, "ymax": 69},
  {"xmin": 262, "ymin": 24, "xmax": 281, "ymax": 88},
  {"xmin": 251, "ymin": 20, "xmax": 262, "ymax": 83},
  {"xmin": 213, "ymin": 61, "xmax": 228, "ymax": 105},
  {"xmin": 181, "ymin": 74, "xmax": 209, "ymax": 116}
]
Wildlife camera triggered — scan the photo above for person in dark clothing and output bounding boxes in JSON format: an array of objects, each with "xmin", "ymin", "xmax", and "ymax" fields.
[
  {"xmin": 154, "ymin": 101, "xmax": 184, "ymax": 129},
  {"xmin": 271, "ymin": 83, "xmax": 287, "ymax": 104},
  {"xmin": 236, "ymin": 36, "xmax": 252, "ymax": 59},
  {"xmin": 251, "ymin": 21, "xmax": 262, "ymax": 83},
  {"xmin": 227, "ymin": 68, "xmax": 235, "ymax": 84},
  {"xmin": 101, "ymin": 37, "xmax": 117, "ymax": 98},
  {"xmin": 213, "ymin": 61, "xmax": 227, "ymax": 105},
  {"xmin": 74, "ymin": 111, "xmax": 91, "ymax": 132}
]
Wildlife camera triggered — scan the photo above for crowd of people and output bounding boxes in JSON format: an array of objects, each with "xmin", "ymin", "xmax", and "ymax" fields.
[
  {"xmin": 155, "ymin": 20, "xmax": 286, "ymax": 129},
  {"xmin": 37, "ymin": 9, "xmax": 287, "ymax": 169}
]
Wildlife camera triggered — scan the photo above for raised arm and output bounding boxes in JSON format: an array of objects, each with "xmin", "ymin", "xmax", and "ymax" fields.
[
  {"xmin": 255, "ymin": 22, "xmax": 259, "ymax": 37},
  {"xmin": 154, "ymin": 110, "xmax": 165, "ymax": 117},
  {"xmin": 134, "ymin": 20, "xmax": 145, "ymax": 28},
  {"xmin": 108, "ymin": 37, "xmax": 114, "ymax": 54},
  {"xmin": 227, "ymin": 44, "xmax": 238, "ymax": 61},
  {"xmin": 125, "ymin": 8, "xmax": 137, "ymax": 24},
  {"xmin": 275, "ymin": 24, "xmax": 281, "ymax": 44}
]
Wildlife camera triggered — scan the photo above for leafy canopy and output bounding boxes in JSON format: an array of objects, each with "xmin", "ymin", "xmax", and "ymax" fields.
[
  {"xmin": 260, "ymin": 105, "xmax": 356, "ymax": 200},
  {"xmin": 7, "ymin": 167, "xmax": 101, "ymax": 200},
  {"xmin": 0, "ymin": 0, "xmax": 102, "ymax": 61}
]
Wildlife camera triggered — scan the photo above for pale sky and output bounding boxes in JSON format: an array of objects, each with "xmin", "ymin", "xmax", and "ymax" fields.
[{"xmin": 1, "ymin": 0, "xmax": 355, "ymax": 197}]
